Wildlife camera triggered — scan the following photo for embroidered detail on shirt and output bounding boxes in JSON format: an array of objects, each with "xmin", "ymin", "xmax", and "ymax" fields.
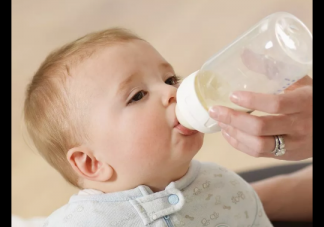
[
  {"xmin": 193, "ymin": 187, "xmax": 202, "ymax": 195},
  {"xmin": 230, "ymin": 180, "xmax": 240, "ymax": 186},
  {"xmin": 202, "ymin": 181, "xmax": 210, "ymax": 189},
  {"xmin": 215, "ymin": 195, "xmax": 221, "ymax": 205},
  {"xmin": 185, "ymin": 215, "xmax": 194, "ymax": 221},
  {"xmin": 210, "ymin": 212, "xmax": 219, "ymax": 220},
  {"xmin": 206, "ymin": 194, "xmax": 213, "ymax": 200},
  {"xmin": 201, "ymin": 218, "xmax": 210, "ymax": 226}
]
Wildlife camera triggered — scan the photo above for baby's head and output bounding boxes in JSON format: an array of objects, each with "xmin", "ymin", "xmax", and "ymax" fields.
[{"xmin": 24, "ymin": 28, "xmax": 204, "ymax": 192}]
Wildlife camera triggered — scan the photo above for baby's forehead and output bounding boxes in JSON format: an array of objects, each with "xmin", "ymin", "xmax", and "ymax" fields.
[
  {"xmin": 72, "ymin": 40, "xmax": 171, "ymax": 81},
  {"xmin": 67, "ymin": 40, "xmax": 171, "ymax": 94}
]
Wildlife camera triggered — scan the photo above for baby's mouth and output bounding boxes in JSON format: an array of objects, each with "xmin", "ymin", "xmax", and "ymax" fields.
[{"xmin": 174, "ymin": 119, "xmax": 198, "ymax": 136}]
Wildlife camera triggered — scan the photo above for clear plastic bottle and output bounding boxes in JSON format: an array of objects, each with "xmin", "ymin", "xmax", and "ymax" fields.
[{"xmin": 176, "ymin": 12, "xmax": 312, "ymax": 133}]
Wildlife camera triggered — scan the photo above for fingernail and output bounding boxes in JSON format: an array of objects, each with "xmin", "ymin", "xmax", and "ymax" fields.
[
  {"xmin": 230, "ymin": 92, "xmax": 240, "ymax": 103},
  {"xmin": 222, "ymin": 130, "xmax": 230, "ymax": 138},
  {"xmin": 209, "ymin": 107, "xmax": 219, "ymax": 119}
]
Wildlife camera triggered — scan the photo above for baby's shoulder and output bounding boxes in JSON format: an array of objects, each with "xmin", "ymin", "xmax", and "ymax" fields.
[
  {"xmin": 193, "ymin": 161, "xmax": 252, "ymax": 192},
  {"xmin": 42, "ymin": 202, "xmax": 72, "ymax": 227},
  {"xmin": 43, "ymin": 195, "xmax": 131, "ymax": 227},
  {"xmin": 180, "ymin": 162, "xmax": 271, "ymax": 226}
]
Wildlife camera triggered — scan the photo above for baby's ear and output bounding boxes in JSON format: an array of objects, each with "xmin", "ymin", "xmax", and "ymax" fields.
[{"xmin": 67, "ymin": 146, "xmax": 114, "ymax": 182}]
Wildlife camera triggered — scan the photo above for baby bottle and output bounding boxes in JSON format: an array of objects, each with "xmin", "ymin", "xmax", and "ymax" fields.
[{"xmin": 176, "ymin": 12, "xmax": 312, "ymax": 133}]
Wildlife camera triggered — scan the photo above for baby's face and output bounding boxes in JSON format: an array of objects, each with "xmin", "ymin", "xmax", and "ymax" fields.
[{"xmin": 73, "ymin": 40, "xmax": 204, "ymax": 188}]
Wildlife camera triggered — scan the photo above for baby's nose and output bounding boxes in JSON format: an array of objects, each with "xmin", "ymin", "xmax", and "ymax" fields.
[{"xmin": 162, "ymin": 87, "xmax": 177, "ymax": 106}]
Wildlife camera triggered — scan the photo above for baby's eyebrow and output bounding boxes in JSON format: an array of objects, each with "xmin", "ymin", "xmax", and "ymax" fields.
[
  {"xmin": 117, "ymin": 74, "xmax": 134, "ymax": 95},
  {"xmin": 159, "ymin": 62, "xmax": 174, "ymax": 72},
  {"xmin": 116, "ymin": 62, "xmax": 174, "ymax": 95}
]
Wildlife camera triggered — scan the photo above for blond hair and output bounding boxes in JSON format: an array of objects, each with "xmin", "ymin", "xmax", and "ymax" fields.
[{"xmin": 24, "ymin": 28, "xmax": 143, "ymax": 188}]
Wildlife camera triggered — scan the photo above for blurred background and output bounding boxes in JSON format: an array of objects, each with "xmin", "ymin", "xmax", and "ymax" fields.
[{"xmin": 12, "ymin": 0, "xmax": 312, "ymax": 219}]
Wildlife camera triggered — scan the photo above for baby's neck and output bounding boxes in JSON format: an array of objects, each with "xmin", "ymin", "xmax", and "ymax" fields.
[{"xmin": 82, "ymin": 162, "xmax": 191, "ymax": 193}]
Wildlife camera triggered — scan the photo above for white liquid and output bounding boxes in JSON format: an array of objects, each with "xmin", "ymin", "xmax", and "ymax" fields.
[
  {"xmin": 176, "ymin": 70, "xmax": 280, "ymax": 131},
  {"xmin": 195, "ymin": 71, "xmax": 252, "ymax": 112}
]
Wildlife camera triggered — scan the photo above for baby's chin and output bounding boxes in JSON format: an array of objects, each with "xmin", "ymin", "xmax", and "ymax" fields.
[
  {"xmin": 176, "ymin": 131, "xmax": 204, "ymax": 149},
  {"xmin": 174, "ymin": 133, "xmax": 204, "ymax": 159}
]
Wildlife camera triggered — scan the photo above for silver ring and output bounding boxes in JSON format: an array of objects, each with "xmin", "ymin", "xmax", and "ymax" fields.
[
  {"xmin": 271, "ymin": 136, "xmax": 279, "ymax": 154},
  {"xmin": 271, "ymin": 135, "xmax": 286, "ymax": 157}
]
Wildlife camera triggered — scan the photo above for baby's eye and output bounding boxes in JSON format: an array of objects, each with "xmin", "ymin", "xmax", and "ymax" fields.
[
  {"xmin": 128, "ymin": 91, "xmax": 147, "ymax": 105},
  {"xmin": 165, "ymin": 75, "xmax": 181, "ymax": 86}
]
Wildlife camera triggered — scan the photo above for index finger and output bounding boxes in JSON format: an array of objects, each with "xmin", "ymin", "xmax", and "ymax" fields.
[{"xmin": 230, "ymin": 85, "xmax": 312, "ymax": 114}]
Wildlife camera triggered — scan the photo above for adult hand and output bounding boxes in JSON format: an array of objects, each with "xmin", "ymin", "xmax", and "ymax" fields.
[{"xmin": 209, "ymin": 76, "xmax": 312, "ymax": 160}]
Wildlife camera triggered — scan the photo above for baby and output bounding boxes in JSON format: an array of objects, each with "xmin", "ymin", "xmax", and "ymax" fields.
[{"xmin": 24, "ymin": 28, "xmax": 273, "ymax": 227}]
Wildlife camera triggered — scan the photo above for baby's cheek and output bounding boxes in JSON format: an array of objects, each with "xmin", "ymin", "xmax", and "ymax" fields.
[
  {"xmin": 128, "ymin": 123, "xmax": 171, "ymax": 152},
  {"xmin": 129, "ymin": 109, "xmax": 169, "ymax": 136},
  {"xmin": 124, "ymin": 116, "xmax": 171, "ymax": 153}
]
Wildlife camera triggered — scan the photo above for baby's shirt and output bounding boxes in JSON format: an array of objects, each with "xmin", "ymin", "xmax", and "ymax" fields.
[{"xmin": 43, "ymin": 160, "xmax": 273, "ymax": 227}]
